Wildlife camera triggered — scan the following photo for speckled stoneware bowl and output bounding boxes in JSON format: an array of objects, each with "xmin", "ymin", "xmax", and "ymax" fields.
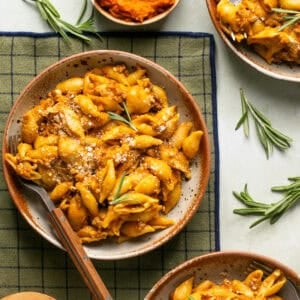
[
  {"xmin": 92, "ymin": 0, "xmax": 181, "ymax": 26},
  {"xmin": 2, "ymin": 50, "xmax": 211, "ymax": 260},
  {"xmin": 206, "ymin": 0, "xmax": 300, "ymax": 82},
  {"xmin": 145, "ymin": 250, "xmax": 300, "ymax": 299},
  {"xmin": 0, "ymin": 292, "xmax": 55, "ymax": 300}
]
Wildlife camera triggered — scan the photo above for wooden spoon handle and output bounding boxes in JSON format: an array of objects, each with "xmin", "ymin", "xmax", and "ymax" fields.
[{"xmin": 48, "ymin": 208, "xmax": 113, "ymax": 300}]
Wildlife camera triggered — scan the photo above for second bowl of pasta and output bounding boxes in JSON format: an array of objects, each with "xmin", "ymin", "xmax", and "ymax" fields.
[
  {"xmin": 2, "ymin": 50, "xmax": 211, "ymax": 260},
  {"xmin": 145, "ymin": 250, "xmax": 300, "ymax": 299},
  {"xmin": 206, "ymin": 0, "xmax": 300, "ymax": 81}
]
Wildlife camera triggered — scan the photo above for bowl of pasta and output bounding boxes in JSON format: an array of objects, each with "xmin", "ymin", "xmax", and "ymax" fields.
[
  {"xmin": 0, "ymin": 292, "xmax": 55, "ymax": 300},
  {"xmin": 2, "ymin": 50, "xmax": 211, "ymax": 260},
  {"xmin": 145, "ymin": 250, "xmax": 300, "ymax": 299},
  {"xmin": 92, "ymin": 0, "xmax": 181, "ymax": 26},
  {"xmin": 206, "ymin": 0, "xmax": 300, "ymax": 82}
]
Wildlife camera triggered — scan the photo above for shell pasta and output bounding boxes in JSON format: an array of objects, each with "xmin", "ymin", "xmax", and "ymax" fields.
[
  {"xmin": 216, "ymin": 0, "xmax": 300, "ymax": 64},
  {"xmin": 171, "ymin": 269, "xmax": 286, "ymax": 300},
  {"xmin": 5, "ymin": 64, "xmax": 203, "ymax": 244}
]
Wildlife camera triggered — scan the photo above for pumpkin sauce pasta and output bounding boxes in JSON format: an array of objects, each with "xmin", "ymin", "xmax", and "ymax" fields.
[
  {"xmin": 216, "ymin": 0, "xmax": 300, "ymax": 64},
  {"xmin": 171, "ymin": 269, "xmax": 286, "ymax": 300},
  {"xmin": 5, "ymin": 64, "xmax": 203, "ymax": 244}
]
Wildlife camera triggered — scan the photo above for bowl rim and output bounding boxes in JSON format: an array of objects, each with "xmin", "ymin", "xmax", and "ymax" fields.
[
  {"xmin": 2, "ymin": 49, "xmax": 211, "ymax": 260},
  {"xmin": 0, "ymin": 292, "xmax": 55, "ymax": 300},
  {"xmin": 91, "ymin": 0, "xmax": 181, "ymax": 26},
  {"xmin": 205, "ymin": 0, "xmax": 300, "ymax": 82},
  {"xmin": 146, "ymin": 250, "xmax": 300, "ymax": 299}
]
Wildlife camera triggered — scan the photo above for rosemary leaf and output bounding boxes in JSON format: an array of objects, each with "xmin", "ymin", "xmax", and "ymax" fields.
[
  {"xmin": 235, "ymin": 111, "xmax": 248, "ymax": 132},
  {"xmin": 108, "ymin": 103, "xmax": 137, "ymax": 131},
  {"xmin": 108, "ymin": 112, "xmax": 137, "ymax": 131},
  {"xmin": 78, "ymin": 17, "xmax": 96, "ymax": 32},
  {"xmin": 59, "ymin": 19, "xmax": 91, "ymax": 41},
  {"xmin": 110, "ymin": 173, "xmax": 130, "ymax": 205},
  {"xmin": 239, "ymin": 88, "xmax": 250, "ymax": 136},
  {"xmin": 44, "ymin": 7, "xmax": 64, "ymax": 34},
  {"xmin": 59, "ymin": 19, "xmax": 82, "ymax": 33},
  {"xmin": 24, "ymin": 0, "xmax": 101, "ymax": 44},
  {"xmin": 233, "ymin": 186, "xmax": 270, "ymax": 209},
  {"xmin": 278, "ymin": 18, "xmax": 298, "ymax": 31},
  {"xmin": 233, "ymin": 207, "xmax": 267, "ymax": 215},
  {"xmin": 110, "ymin": 194, "xmax": 129, "ymax": 205},
  {"xmin": 264, "ymin": 197, "xmax": 288, "ymax": 216},
  {"xmin": 254, "ymin": 122, "xmax": 271, "ymax": 158},
  {"xmin": 77, "ymin": 0, "xmax": 88, "ymax": 24},
  {"xmin": 269, "ymin": 212, "xmax": 285, "ymax": 224},
  {"xmin": 272, "ymin": 7, "xmax": 300, "ymax": 31},
  {"xmin": 122, "ymin": 102, "xmax": 133, "ymax": 123},
  {"xmin": 41, "ymin": 0, "xmax": 60, "ymax": 18},
  {"xmin": 249, "ymin": 215, "xmax": 271, "ymax": 228},
  {"xmin": 263, "ymin": 126, "xmax": 289, "ymax": 149},
  {"xmin": 36, "ymin": 1, "xmax": 48, "ymax": 20},
  {"xmin": 265, "ymin": 124, "xmax": 292, "ymax": 145},
  {"xmin": 272, "ymin": 181, "xmax": 300, "ymax": 192},
  {"xmin": 233, "ymin": 177, "xmax": 300, "ymax": 228},
  {"xmin": 112, "ymin": 173, "xmax": 126, "ymax": 198},
  {"xmin": 248, "ymin": 102, "xmax": 271, "ymax": 126},
  {"xmin": 272, "ymin": 8, "xmax": 300, "ymax": 14},
  {"xmin": 78, "ymin": 13, "xmax": 103, "ymax": 42},
  {"xmin": 235, "ymin": 88, "xmax": 292, "ymax": 158},
  {"xmin": 58, "ymin": 29, "xmax": 71, "ymax": 44}
]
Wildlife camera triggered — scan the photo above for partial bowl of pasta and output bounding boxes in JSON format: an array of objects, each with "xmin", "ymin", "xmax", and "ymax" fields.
[
  {"xmin": 2, "ymin": 50, "xmax": 211, "ymax": 260},
  {"xmin": 0, "ymin": 292, "xmax": 56, "ymax": 300},
  {"xmin": 92, "ymin": 0, "xmax": 181, "ymax": 26},
  {"xmin": 206, "ymin": 0, "xmax": 300, "ymax": 82},
  {"xmin": 145, "ymin": 250, "xmax": 300, "ymax": 299}
]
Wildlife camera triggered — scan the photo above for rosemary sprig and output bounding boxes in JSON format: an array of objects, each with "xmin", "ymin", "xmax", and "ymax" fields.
[
  {"xmin": 235, "ymin": 88, "xmax": 292, "ymax": 158},
  {"xmin": 110, "ymin": 173, "xmax": 129, "ymax": 205},
  {"xmin": 24, "ymin": 0, "xmax": 101, "ymax": 44},
  {"xmin": 272, "ymin": 8, "xmax": 300, "ymax": 31},
  {"xmin": 76, "ymin": 0, "xmax": 88, "ymax": 24},
  {"xmin": 108, "ymin": 102, "xmax": 137, "ymax": 131},
  {"xmin": 233, "ymin": 177, "xmax": 300, "ymax": 228}
]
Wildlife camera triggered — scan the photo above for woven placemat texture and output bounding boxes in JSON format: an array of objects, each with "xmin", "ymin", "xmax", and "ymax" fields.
[{"xmin": 0, "ymin": 32, "xmax": 219, "ymax": 300}]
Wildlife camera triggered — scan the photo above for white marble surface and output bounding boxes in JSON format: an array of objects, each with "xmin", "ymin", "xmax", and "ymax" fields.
[{"xmin": 1, "ymin": 0, "xmax": 300, "ymax": 274}]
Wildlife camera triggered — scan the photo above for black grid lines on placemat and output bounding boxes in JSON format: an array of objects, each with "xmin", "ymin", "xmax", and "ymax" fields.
[{"xmin": 0, "ymin": 32, "xmax": 219, "ymax": 300}]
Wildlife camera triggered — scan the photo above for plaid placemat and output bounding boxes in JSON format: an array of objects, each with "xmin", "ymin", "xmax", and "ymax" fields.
[{"xmin": 0, "ymin": 32, "xmax": 219, "ymax": 300}]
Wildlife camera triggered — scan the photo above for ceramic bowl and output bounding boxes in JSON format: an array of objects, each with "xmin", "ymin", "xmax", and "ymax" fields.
[
  {"xmin": 206, "ymin": 0, "xmax": 300, "ymax": 82},
  {"xmin": 0, "ymin": 292, "xmax": 55, "ymax": 300},
  {"xmin": 145, "ymin": 250, "xmax": 300, "ymax": 299},
  {"xmin": 92, "ymin": 0, "xmax": 181, "ymax": 26},
  {"xmin": 2, "ymin": 50, "xmax": 211, "ymax": 260}
]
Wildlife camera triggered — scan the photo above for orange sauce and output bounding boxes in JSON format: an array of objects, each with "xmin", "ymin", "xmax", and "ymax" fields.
[{"xmin": 97, "ymin": 0, "xmax": 175, "ymax": 22}]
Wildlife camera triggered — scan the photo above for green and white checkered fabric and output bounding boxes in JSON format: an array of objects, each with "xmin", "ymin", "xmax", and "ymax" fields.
[{"xmin": 0, "ymin": 32, "xmax": 218, "ymax": 300}]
